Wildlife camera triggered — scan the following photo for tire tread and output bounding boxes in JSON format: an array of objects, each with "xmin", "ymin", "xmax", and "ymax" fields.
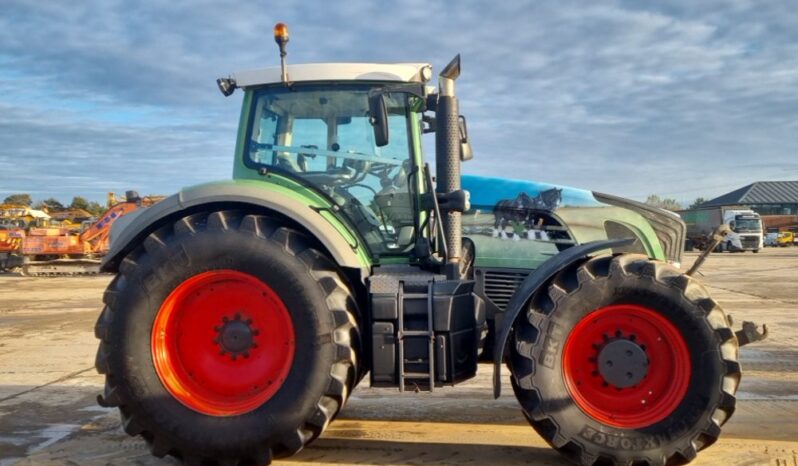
[
  {"xmin": 509, "ymin": 254, "xmax": 740, "ymax": 466},
  {"xmin": 94, "ymin": 210, "xmax": 360, "ymax": 465}
]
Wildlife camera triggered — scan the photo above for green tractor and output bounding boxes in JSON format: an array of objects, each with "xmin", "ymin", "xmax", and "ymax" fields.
[{"xmin": 95, "ymin": 24, "xmax": 761, "ymax": 466}]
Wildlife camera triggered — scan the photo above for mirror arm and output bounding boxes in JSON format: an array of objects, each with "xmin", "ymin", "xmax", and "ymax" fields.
[{"xmin": 368, "ymin": 84, "xmax": 427, "ymax": 147}]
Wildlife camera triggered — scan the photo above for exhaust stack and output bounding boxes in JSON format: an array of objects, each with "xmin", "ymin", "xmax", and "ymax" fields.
[{"xmin": 435, "ymin": 55, "xmax": 463, "ymax": 279}]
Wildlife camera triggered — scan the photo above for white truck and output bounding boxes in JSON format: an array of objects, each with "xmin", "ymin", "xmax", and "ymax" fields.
[{"xmin": 680, "ymin": 206, "xmax": 763, "ymax": 252}]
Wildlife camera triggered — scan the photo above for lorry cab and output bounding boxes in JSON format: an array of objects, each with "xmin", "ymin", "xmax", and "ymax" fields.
[{"xmin": 723, "ymin": 209, "xmax": 763, "ymax": 251}]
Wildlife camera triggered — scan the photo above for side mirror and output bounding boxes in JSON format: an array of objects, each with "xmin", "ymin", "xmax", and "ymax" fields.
[
  {"xmin": 369, "ymin": 93, "xmax": 389, "ymax": 147},
  {"xmin": 458, "ymin": 115, "xmax": 473, "ymax": 161}
]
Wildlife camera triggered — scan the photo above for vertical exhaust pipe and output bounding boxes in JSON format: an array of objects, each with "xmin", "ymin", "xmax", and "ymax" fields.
[{"xmin": 435, "ymin": 55, "xmax": 463, "ymax": 279}]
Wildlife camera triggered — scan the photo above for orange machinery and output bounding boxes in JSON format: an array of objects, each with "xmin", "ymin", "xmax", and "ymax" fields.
[
  {"xmin": 0, "ymin": 227, "xmax": 25, "ymax": 270},
  {"xmin": 0, "ymin": 204, "xmax": 34, "ymax": 271},
  {"xmin": 20, "ymin": 192, "xmax": 160, "ymax": 275}
]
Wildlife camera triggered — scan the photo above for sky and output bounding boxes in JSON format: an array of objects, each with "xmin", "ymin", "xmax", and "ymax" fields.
[{"xmin": 1, "ymin": 0, "xmax": 797, "ymax": 206}]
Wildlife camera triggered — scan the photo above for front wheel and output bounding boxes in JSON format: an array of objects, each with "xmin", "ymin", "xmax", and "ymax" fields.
[
  {"xmin": 509, "ymin": 254, "xmax": 740, "ymax": 466},
  {"xmin": 95, "ymin": 210, "xmax": 361, "ymax": 465}
]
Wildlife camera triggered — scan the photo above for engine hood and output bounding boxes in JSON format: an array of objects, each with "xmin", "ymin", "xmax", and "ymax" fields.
[{"xmin": 460, "ymin": 174, "xmax": 683, "ymax": 270}]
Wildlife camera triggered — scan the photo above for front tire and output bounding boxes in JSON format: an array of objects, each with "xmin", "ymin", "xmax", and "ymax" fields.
[
  {"xmin": 509, "ymin": 254, "xmax": 739, "ymax": 466},
  {"xmin": 95, "ymin": 210, "xmax": 361, "ymax": 465}
]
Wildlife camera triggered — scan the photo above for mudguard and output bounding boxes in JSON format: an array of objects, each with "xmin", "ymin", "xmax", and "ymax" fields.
[
  {"xmin": 101, "ymin": 180, "xmax": 368, "ymax": 274},
  {"xmin": 491, "ymin": 238, "xmax": 634, "ymax": 398}
]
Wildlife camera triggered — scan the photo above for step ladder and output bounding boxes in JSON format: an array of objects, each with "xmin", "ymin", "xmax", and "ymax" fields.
[{"xmin": 397, "ymin": 280, "xmax": 436, "ymax": 392}]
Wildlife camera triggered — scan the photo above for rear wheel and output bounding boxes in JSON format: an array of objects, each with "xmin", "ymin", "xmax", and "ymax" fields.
[
  {"xmin": 509, "ymin": 254, "xmax": 739, "ymax": 466},
  {"xmin": 95, "ymin": 210, "xmax": 361, "ymax": 465}
]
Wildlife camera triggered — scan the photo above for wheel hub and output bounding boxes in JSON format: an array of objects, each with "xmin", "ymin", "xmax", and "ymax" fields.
[
  {"xmin": 214, "ymin": 313, "xmax": 259, "ymax": 359},
  {"xmin": 562, "ymin": 304, "xmax": 692, "ymax": 428},
  {"xmin": 596, "ymin": 339, "xmax": 648, "ymax": 388},
  {"xmin": 151, "ymin": 270, "xmax": 295, "ymax": 416}
]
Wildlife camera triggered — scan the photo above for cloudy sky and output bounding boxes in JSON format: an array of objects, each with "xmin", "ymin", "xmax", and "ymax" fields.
[{"xmin": 2, "ymin": 0, "xmax": 797, "ymax": 205}]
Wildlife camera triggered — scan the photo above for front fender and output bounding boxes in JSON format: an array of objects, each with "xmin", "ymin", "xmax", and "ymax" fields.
[
  {"xmin": 491, "ymin": 238, "xmax": 633, "ymax": 398},
  {"xmin": 102, "ymin": 180, "xmax": 369, "ymax": 273}
]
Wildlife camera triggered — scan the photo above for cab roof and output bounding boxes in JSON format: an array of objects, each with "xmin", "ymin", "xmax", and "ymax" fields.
[{"xmin": 231, "ymin": 63, "xmax": 432, "ymax": 89}]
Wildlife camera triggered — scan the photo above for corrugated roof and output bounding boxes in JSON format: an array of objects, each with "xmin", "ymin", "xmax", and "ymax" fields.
[{"xmin": 701, "ymin": 181, "xmax": 798, "ymax": 207}]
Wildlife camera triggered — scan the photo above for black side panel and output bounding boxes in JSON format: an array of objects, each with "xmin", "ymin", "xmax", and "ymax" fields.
[
  {"xmin": 368, "ymin": 266, "xmax": 481, "ymax": 390},
  {"xmin": 491, "ymin": 238, "xmax": 634, "ymax": 398}
]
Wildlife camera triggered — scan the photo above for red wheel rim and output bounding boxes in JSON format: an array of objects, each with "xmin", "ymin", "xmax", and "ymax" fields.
[
  {"xmin": 152, "ymin": 270, "xmax": 295, "ymax": 416},
  {"xmin": 562, "ymin": 304, "xmax": 691, "ymax": 428}
]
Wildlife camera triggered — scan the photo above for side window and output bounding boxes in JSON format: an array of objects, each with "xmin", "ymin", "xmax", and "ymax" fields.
[
  {"xmin": 256, "ymin": 113, "xmax": 277, "ymax": 145},
  {"xmin": 252, "ymin": 112, "xmax": 278, "ymax": 165},
  {"xmin": 246, "ymin": 85, "xmax": 417, "ymax": 256},
  {"xmin": 337, "ymin": 116, "xmax": 373, "ymax": 156},
  {"xmin": 385, "ymin": 113, "xmax": 409, "ymax": 161},
  {"xmin": 289, "ymin": 119, "xmax": 327, "ymax": 172}
]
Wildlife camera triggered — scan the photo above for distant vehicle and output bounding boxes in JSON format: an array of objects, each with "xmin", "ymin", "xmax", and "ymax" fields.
[
  {"xmin": 776, "ymin": 231, "xmax": 796, "ymax": 247},
  {"xmin": 0, "ymin": 227, "xmax": 24, "ymax": 270},
  {"xmin": 679, "ymin": 206, "xmax": 763, "ymax": 253},
  {"xmin": 764, "ymin": 232, "xmax": 779, "ymax": 247}
]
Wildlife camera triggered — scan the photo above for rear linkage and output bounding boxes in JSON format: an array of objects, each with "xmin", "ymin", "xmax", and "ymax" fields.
[{"xmin": 687, "ymin": 224, "xmax": 768, "ymax": 347}]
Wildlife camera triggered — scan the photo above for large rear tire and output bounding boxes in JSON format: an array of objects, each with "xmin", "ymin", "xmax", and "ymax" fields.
[
  {"xmin": 95, "ymin": 210, "xmax": 361, "ymax": 465},
  {"xmin": 508, "ymin": 254, "xmax": 739, "ymax": 466}
]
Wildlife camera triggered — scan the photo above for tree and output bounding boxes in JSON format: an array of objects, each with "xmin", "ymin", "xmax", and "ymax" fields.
[
  {"xmin": 645, "ymin": 194, "xmax": 682, "ymax": 211},
  {"xmin": 688, "ymin": 197, "xmax": 706, "ymax": 209},
  {"xmin": 86, "ymin": 201, "xmax": 105, "ymax": 217},
  {"xmin": 36, "ymin": 197, "xmax": 65, "ymax": 211},
  {"xmin": 3, "ymin": 193, "xmax": 32, "ymax": 206},
  {"xmin": 70, "ymin": 196, "xmax": 90, "ymax": 211}
]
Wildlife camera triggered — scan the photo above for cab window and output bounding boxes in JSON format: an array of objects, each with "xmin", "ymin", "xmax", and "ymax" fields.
[{"xmin": 247, "ymin": 84, "xmax": 418, "ymax": 256}]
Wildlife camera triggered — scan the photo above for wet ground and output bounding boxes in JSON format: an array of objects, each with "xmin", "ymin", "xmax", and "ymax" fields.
[{"xmin": 0, "ymin": 248, "xmax": 797, "ymax": 465}]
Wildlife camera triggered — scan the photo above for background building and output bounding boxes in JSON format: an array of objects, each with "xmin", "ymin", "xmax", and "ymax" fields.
[{"xmin": 700, "ymin": 181, "xmax": 798, "ymax": 231}]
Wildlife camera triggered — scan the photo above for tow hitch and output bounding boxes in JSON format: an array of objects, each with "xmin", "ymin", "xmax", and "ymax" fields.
[
  {"xmin": 687, "ymin": 225, "xmax": 730, "ymax": 276},
  {"xmin": 686, "ymin": 227, "xmax": 769, "ymax": 347},
  {"xmin": 728, "ymin": 314, "xmax": 769, "ymax": 347}
]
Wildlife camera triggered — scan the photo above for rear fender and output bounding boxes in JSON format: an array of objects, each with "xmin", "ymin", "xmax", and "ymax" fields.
[
  {"xmin": 491, "ymin": 238, "xmax": 634, "ymax": 398},
  {"xmin": 101, "ymin": 181, "xmax": 368, "ymax": 276}
]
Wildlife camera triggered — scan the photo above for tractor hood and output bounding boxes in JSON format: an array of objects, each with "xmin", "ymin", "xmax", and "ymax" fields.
[{"xmin": 460, "ymin": 174, "xmax": 684, "ymax": 270}]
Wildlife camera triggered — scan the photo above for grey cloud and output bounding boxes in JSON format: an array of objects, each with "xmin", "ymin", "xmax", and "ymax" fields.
[{"xmin": 1, "ymin": 0, "xmax": 797, "ymax": 204}]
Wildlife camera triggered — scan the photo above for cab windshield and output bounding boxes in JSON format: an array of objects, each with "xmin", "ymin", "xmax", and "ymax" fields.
[
  {"xmin": 733, "ymin": 216, "xmax": 761, "ymax": 232},
  {"xmin": 246, "ymin": 83, "xmax": 418, "ymax": 256}
]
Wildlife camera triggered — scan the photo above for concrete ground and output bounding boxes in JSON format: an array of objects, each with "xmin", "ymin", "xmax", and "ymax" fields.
[{"xmin": 0, "ymin": 248, "xmax": 796, "ymax": 466}]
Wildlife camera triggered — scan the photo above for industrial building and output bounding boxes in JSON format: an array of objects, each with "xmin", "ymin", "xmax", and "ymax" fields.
[{"xmin": 700, "ymin": 181, "xmax": 798, "ymax": 230}]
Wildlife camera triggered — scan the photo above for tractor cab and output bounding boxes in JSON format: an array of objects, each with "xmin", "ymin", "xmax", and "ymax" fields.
[{"xmin": 235, "ymin": 76, "xmax": 426, "ymax": 256}]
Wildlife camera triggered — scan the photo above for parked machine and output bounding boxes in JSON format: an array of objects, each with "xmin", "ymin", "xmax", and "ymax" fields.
[
  {"xmin": 776, "ymin": 230, "xmax": 796, "ymax": 247},
  {"xmin": 680, "ymin": 206, "xmax": 763, "ymax": 252},
  {"xmin": 0, "ymin": 204, "xmax": 53, "ymax": 271},
  {"xmin": 20, "ymin": 191, "xmax": 158, "ymax": 275},
  {"xmin": 0, "ymin": 227, "xmax": 24, "ymax": 270},
  {"xmin": 764, "ymin": 231, "xmax": 779, "ymax": 247},
  {"xmin": 95, "ymin": 25, "xmax": 766, "ymax": 466}
]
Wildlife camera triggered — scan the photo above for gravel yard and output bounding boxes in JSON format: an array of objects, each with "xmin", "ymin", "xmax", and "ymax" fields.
[{"xmin": 1, "ymin": 248, "xmax": 796, "ymax": 466}]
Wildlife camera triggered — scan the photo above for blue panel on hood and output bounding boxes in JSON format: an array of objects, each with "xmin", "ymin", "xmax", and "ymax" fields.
[{"xmin": 462, "ymin": 174, "xmax": 602, "ymax": 211}]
